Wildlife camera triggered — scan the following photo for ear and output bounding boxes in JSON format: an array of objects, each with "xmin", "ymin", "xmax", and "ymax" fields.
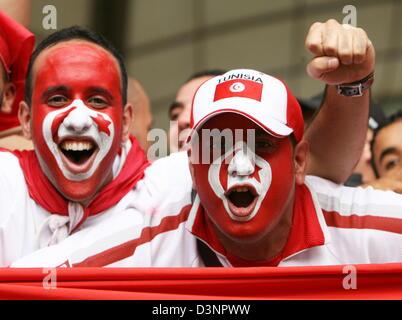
[
  {"xmin": 122, "ymin": 103, "xmax": 134, "ymax": 142},
  {"xmin": 187, "ymin": 148, "xmax": 197, "ymax": 190},
  {"xmin": 293, "ymin": 140, "xmax": 309, "ymax": 185},
  {"xmin": 0, "ymin": 82, "xmax": 16, "ymax": 114},
  {"xmin": 18, "ymin": 100, "xmax": 32, "ymax": 140}
]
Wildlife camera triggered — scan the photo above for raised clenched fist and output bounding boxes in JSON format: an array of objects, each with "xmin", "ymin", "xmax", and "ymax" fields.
[{"xmin": 305, "ymin": 19, "xmax": 375, "ymax": 85}]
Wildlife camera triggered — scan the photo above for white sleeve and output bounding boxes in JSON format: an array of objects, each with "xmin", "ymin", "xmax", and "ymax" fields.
[
  {"xmin": 306, "ymin": 175, "xmax": 402, "ymax": 264},
  {"xmin": 0, "ymin": 151, "xmax": 32, "ymax": 266},
  {"xmin": 306, "ymin": 175, "xmax": 402, "ymax": 220}
]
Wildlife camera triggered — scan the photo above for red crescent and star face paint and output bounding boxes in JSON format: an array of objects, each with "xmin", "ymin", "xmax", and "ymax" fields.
[
  {"xmin": 30, "ymin": 41, "xmax": 124, "ymax": 203},
  {"xmin": 191, "ymin": 113, "xmax": 295, "ymax": 241}
]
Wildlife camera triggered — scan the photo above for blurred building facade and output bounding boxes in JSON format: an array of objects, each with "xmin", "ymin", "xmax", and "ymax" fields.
[{"xmin": 28, "ymin": 0, "xmax": 402, "ymax": 132}]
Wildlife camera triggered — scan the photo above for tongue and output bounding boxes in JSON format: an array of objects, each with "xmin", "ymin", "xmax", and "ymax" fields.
[{"xmin": 228, "ymin": 191, "xmax": 255, "ymax": 208}]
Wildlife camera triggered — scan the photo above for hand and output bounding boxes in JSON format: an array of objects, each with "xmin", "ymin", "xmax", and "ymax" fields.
[
  {"xmin": 305, "ymin": 19, "xmax": 375, "ymax": 85},
  {"xmin": 361, "ymin": 177, "xmax": 402, "ymax": 194}
]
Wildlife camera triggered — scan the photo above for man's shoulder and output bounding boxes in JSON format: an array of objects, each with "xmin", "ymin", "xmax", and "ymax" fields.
[
  {"xmin": 132, "ymin": 152, "xmax": 192, "ymax": 212},
  {"xmin": 303, "ymin": 176, "xmax": 402, "ymax": 264},
  {"xmin": 0, "ymin": 149, "xmax": 24, "ymax": 176},
  {"xmin": 147, "ymin": 151, "xmax": 189, "ymax": 172},
  {"xmin": 142, "ymin": 151, "xmax": 191, "ymax": 188},
  {"xmin": 306, "ymin": 175, "xmax": 402, "ymax": 219}
]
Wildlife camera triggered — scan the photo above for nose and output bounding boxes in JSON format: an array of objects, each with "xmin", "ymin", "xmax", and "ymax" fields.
[
  {"xmin": 63, "ymin": 105, "xmax": 92, "ymax": 133},
  {"xmin": 228, "ymin": 146, "xmax": 255, "ymax": 176}
]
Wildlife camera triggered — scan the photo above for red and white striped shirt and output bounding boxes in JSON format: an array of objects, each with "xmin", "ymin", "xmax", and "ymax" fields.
[{"xmin": 11, "ymin": 152, "xmax": 402, "ymax": 267}]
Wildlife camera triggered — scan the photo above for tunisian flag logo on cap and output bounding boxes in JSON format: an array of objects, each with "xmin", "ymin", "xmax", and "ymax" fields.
[{"xmin": 213, "ymin": 79, "xmax": 263, "ymax": 102}]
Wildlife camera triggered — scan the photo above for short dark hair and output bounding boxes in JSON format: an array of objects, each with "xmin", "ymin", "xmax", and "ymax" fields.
[
  {"xmin": 24, "ymin": 26, "xmax": 127, "ymax": 107},
  {"xmin": 370, "ymin": 108, "xmax": 402, "ymax": 177},
  {"xmin": 186, "ymin": 69, "xmax": 227, "ymax": 83}
]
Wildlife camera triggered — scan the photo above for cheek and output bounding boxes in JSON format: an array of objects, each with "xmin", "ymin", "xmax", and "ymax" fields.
[
  {"xmin": 93, "ymin": 109, "xmax": 123, "ymax": 149},
  {"xmin": 258, "ymin": 149, "xmax": 294, "ymax": 215},
  {"xmin": 269, "ymin": 147, "xmax": 294, "ymax": 189},
  {"xmin": 32, "ymin": 106, "xmax": 52, "ymax": 144},
  {"xmin": 193, "ymin": 164, "xmax": 223, "ymax": 206},
  {"xmin": 103, "ymin": 108, "xmax": 122, "ymax": 131}
]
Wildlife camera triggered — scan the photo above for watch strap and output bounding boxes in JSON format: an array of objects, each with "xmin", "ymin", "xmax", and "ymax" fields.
[{"xmin": 336, "ymin": 72, "xmax": 374, "ymax": 97}]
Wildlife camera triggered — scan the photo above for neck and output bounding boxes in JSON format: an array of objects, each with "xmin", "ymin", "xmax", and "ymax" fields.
[{"xmin": 213, "ymin": 188, "xmax": 295, "ymax": 262}]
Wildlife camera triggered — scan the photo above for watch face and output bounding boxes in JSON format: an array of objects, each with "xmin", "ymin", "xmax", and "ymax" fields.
[{"xmin": 338, "ymin": 84, "xmax": 362, "ymax": 97}]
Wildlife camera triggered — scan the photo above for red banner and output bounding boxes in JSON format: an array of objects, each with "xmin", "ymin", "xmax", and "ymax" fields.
[{"xmin": 0, "ymin": 263, "xmax": 401, "ymax": 300}]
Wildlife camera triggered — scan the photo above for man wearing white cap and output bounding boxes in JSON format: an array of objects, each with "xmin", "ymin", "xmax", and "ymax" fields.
[{"xmin": 184, "ymin": 68, "xmax": 402, "ymax": 266}]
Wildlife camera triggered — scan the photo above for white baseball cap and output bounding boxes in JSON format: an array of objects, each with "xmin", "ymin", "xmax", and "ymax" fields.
[{"xmin": 189, "ymin": 68, "xmax": 304, "ymax": 142}]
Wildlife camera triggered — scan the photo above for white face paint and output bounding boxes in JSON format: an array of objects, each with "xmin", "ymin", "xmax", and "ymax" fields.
[
  {"xmin": 208, "ymin": 141, "xmax": 271, "ymax": 221},
  {"xmin": 42, "ymin": 99, "xmax": 115, "ymax": 181}
]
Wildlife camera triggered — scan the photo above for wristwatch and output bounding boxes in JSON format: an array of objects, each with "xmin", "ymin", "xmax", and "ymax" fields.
[{"xmin": 336, "ymin": 72, "xmax": 374, "ymax": 97}]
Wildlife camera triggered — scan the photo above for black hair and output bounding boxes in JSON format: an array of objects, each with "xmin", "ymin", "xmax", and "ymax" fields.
[
  {"xmin": 370, "ymin": 108, "xmax": 402, "ymax": 177},
  {"xmin": 24, "ymin": 25, "xmax": 127, "ymax": 107},
  {"xmin": 186, "ymin": 69, "xmax": 227, "ymax": 83}
]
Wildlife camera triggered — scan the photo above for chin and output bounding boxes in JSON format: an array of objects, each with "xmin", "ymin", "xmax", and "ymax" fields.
[
  {"xmin": 207, "ymin": 209, "xmax": 268, "ymax": 243},
  {"xmin": 56, "ymin": 178, "xmax": 103, "ymax": 204},
  {"xmin": 222, "ymin": 223, "xmax": 271, "ymax": 243}
]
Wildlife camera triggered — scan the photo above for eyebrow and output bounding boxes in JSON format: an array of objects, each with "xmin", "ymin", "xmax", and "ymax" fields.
[
  {"xmin": 255, "ymin": 129, "xmax": 277, "ymax": 139},
  {"xmin": 86, "ymin": 87, "xmax": 114, "ymax": 102},
  {"xmin": 41, "ymin": 85, "xmax": 70, "ymax": 100},
  {"xmin": 255, "ymin": 129, "xmax": 268, "ymax": 136},
  {"xmin": 379, "ymin": 147, "xmax": 398, "ymax": 163},
  {"xmin": 169, "ymin": 101, "xmax": 183, "ymax": 114}
]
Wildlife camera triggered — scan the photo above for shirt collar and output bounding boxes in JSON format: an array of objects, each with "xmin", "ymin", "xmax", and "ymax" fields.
[{"xmin": 186, "ymin": 183, "xmax": 330, "ymax": 267}]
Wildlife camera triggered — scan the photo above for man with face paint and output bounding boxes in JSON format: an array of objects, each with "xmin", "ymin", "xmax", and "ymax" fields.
[
  {"xmin": 184, "ymin": 69, "xmax": 402, "ymax": 266},
  {"xmin": 169, "ymin": 20, "xmax": 375, "ymax": 186},
  {"xmin": 0, "ymin": 26, "xmax": 151, "ymax": 267}
]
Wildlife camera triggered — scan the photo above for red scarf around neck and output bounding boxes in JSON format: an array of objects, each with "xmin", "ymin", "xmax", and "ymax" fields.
[{"xmin": 8, "ymin": 136, "xmax": 150, "ymax": 230}]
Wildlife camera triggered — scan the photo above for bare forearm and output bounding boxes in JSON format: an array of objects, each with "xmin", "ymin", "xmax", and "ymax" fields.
[
  {"xmin": 303, "ymin": 19, "xmax": 375, "ymax": 184},
  {"xmin": 305, "ymin": 85, "xmax": 370, "ymax": 183}
]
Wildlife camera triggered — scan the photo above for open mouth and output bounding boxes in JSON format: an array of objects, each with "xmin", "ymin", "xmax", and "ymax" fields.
[
  {"xmin": 58, "ymin": 138, "xmax": 99, "ymax": 174},
  {"xmin": 225, "ymin": 184, "xmax": 258, "ymax": 218}
]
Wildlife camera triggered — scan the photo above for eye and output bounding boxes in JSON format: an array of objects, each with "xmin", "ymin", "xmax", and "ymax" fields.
[
  {"xmin": 385, "ymin": 158, "xmax": 399, "ymax": 171},
  {"xmin": 169, "ymin": 108, "xmax": 182, "ymax": 121},
  {"xmin": 47, "ymin": 95, "xmax": 69, "ymax": 107},
  {"xmin": 210, "ymin": 136, "xmax": 234, "ymax": 155},
  {"xmin": 200, "ymin": 137, "xmax": 229, "ymax": 164},
  {"xmin": 88, "ymin": 96, "xmax": 109, "ymax": 108},
  {"xmin": 170, "ymin": 113, "xmax": 179, "ymax": 121},
  {"xmin": 255, "ymin": 138, "xmax": 277, "ymax": 154}
]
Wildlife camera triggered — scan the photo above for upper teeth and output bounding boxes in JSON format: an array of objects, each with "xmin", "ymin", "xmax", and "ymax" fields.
[
  {"xmin": 234, "ymin": 187, "xmax": 248, "ymax": 192},
  {"xmin": 61, "ymin": 141, "xmax": 94, "ymax": 151}
]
